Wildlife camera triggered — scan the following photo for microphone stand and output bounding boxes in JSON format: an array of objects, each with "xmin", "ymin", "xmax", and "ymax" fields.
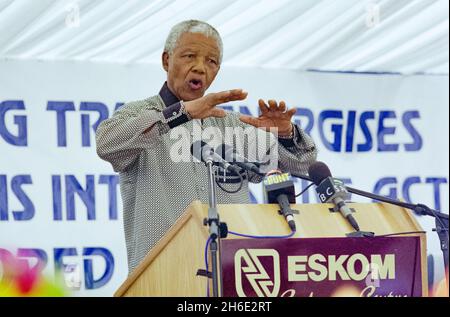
[
  {"xmin": 291, "ymin": 172, "xmax": 449, "ymax": 288},
  {"xmin": 204, "ymin": 158, "xmax": 223, "ymax": 297}
]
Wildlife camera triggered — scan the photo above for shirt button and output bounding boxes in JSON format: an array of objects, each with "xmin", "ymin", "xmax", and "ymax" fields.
[
  {"xmin": 201, "ymin": 186, "xmax": 205, "ymax": 191},
  {"xmin": 172, "ymin": 111, "xmax": 177, "ymax": 116}
]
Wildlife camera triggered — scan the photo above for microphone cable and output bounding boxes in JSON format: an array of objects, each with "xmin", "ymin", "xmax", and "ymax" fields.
[
  {"xmin": 295, "ymin": 182, "xmax": 315, "ymax": 198},
  {"xmin": 214, "ymin": 166, "xmax": 245, "ymax": 194}
]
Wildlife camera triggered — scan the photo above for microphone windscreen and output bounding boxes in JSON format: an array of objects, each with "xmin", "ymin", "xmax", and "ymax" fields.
[
  {"xmin": 216, "ymin": 144, "xmax": 234, "ymax": 162},
  {"xmin": 308, "ymin": 161, "xmax": 332, "ymax": 185},
  {"xmin": 190, "ymin": 140, "xmax": 211, "ymax": 162}
]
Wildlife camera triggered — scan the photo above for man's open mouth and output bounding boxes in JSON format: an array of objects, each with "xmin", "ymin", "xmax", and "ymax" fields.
[{"xmin": 188, "ymin": 79, "xmax": 203, "ymax": 90}]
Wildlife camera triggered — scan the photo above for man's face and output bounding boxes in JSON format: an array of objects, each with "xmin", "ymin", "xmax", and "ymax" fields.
[{"xmin": 163, "ymin": 32, "xmax": 220, "ymax": 101}]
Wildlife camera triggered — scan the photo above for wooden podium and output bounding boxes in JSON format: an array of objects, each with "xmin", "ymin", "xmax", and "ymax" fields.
[{"xmin": 114, "ymin": 200, "xmax": 427, "ymax": 297}]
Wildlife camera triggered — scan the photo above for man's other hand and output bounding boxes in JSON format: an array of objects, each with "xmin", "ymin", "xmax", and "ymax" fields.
[{"xmin": 239, "ymin": 99, "xmax": 296, "ymax": 136}]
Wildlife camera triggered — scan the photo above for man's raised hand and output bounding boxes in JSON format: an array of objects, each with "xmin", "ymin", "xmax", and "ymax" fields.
[{"xmin": 184, "ymin": 89, "xmax": 247, "ymax": 119}]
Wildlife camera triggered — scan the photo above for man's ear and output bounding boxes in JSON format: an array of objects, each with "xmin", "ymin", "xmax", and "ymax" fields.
[{"xmin": 162, "ymin": 52, "xmax": 169, "ymax": 72}]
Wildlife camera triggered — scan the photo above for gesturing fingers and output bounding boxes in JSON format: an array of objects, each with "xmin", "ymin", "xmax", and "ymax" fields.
[
  {"xmin": 286, "ymin": 107, "xmax": 297, "ymax": 118},
  {"xmin": 266, "ymin": 99, "xmax": 288, "ymax": 113},
  {"xmin": 258, "ymin": 99, "xmax": 297, "ymax": 119},
  {"xmin": 258, "ymin": 99, "xmax": 269, "ymax": 115},
  {"xmin": 228, "ymin": 89, "xmax": 248, "ymax": 101},
  {"xmin": 279, "ymin": 101, "xmax": 287, "ymax": 113},
  {"xmin": 268, "ymin": 99, "xmax": 278, "ymax": 111},
  {"xmin": 210, "ymin": 108, "xmax": 227, "ymax": 118},
  {"xmin": 210, "ymin": 89, "xmax": 247, "ymax": 105},
  {"xmin": 239, "ymin": 114, "xmax": 261, "ymax": 127}
]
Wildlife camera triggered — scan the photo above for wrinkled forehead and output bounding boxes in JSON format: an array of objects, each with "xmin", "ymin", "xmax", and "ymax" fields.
[{"xmin": 175, "ymin": 32, "xmax": 220, "ymax": 55}]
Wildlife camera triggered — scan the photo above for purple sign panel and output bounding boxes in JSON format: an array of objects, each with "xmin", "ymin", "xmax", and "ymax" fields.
[{"xmin": 221, "ymin": 236, "xmax": 423, "ymax": 297}]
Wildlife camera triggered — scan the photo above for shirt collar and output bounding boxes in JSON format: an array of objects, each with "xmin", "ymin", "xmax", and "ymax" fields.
[{"xmin": 159, "ymin": 82, "xmax": 180, "ymax": 107}]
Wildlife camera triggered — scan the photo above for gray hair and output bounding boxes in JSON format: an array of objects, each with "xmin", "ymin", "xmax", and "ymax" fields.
[{"xmin": 164, "ymin": 20, "xmax": 223, "ymax": 64}]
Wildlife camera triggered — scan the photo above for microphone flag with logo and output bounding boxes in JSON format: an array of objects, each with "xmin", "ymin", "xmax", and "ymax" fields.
[
  {"xmin": 308, "ymin": 161, "xmax": 360, "ymax": 231},
  {"xmin": 263, "ymin": 172, "xmax": 297, "ymax": 231}
]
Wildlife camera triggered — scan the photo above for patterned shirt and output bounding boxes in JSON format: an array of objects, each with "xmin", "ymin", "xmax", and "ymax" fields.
[{"xmin": 96, "ymin": 83, "xmax": 317, "ymax": 273}]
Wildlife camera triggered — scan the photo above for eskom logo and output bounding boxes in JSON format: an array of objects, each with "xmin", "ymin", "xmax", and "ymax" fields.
[{"xmin": 234, "ymin": 249, "xmax": 280, "ymax": 297}]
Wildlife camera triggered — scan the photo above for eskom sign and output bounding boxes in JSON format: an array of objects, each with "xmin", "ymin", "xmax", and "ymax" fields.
[
  {"xmin": 222, "ymin": 236, "xmax": 423, "ymax": 297},
  {"xmin": 287, "ymin": 253, "xmax": 395, "ymax": 282}
]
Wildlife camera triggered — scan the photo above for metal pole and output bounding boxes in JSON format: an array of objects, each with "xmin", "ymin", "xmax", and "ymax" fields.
[
  {"xmin": 205, "ymin": 160, "xmax": 220, "ymax": 297},
  {"xmin": 206, "ymin": 161, "xmax": 217, "ymax": 208}
]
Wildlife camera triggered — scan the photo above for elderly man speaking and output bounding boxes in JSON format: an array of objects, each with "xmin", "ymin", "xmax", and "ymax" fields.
[{"xmin": 96, "ymin": 20, "xmax": 317, "ymax": 274}]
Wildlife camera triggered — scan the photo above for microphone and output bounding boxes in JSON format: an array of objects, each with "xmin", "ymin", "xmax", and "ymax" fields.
[
  {"xmin": 216, "ymin": 144, "xmax": 264, "ymax": 175},
  {"xmin": 308, "ymin": 161, "xmax": 360, "ymax": 231},
  {"xmin": 263, "ymin": 172, "xmax": 297, "ymax": 232},
  {"xmin": 191, "ymin": 141, "xmax": 241, "ymax": 174}
]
